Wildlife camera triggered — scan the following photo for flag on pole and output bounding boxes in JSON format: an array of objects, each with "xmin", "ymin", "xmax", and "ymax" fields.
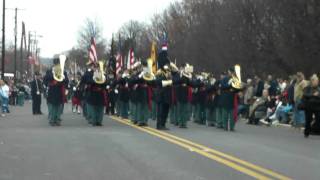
[
  {"xmin": 116, "ymin": 33, "xmax": 123, "ymax": 77},
  {"xmin": 127, "ymin": 48, "xmax": 135, "ymax": 70},
  {"xmin": 88, "ymin": 37, "xmax": 98, "ymax": 64},
  {"xmin": 116, "ymin": 53, "xmax": 123, "ymax": 76},
  {"xmin": 150, "ymin": 41, "xmax": 157, "ymax": 73}
]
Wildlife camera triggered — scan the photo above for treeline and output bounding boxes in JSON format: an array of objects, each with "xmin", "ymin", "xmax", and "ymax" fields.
[{"xmin": 70, "ymin": 0, "xmax": 320, "ymax": 78}]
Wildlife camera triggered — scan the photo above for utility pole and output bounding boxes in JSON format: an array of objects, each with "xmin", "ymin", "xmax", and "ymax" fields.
[
  {"xmin": 14, "ymin": 7, "xmax": 17, "ymax": 78},
  {"xmin": 19, "ymin": 22, "xmax": 26, "ymax": 78},
  {"xmin": 27, "ymin": 31, "xmax": 31, "ymax": 76},
  {"xmin": 1, "ymin": 0, "xmax": 5, "ymax": 79}
]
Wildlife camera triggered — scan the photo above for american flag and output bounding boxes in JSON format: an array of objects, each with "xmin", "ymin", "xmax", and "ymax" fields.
[
  {"xmin": 116, "ymin": 52, "xmax": 123, "ymax": 76},
  {"xmin": 127, "ymin": 48, "xmax": 135, "ymax": 70},
  {"xmin": 88, "ymin": 37, "xmax": 98, "ymax": 64}
]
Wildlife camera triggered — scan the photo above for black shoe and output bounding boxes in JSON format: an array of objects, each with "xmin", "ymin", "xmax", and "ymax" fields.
[
  {"xmin": 304, "ymin": 130, "xmax": 309, "ymax": 138},
  {"xmin": 132, "ymin": 121, "xmax": 138, "ymax": 125},
  {"xmin": 156, "ymin": 124, "xmax": 163, "ymax": 130},
  {"xmin": 158, "ymin": 126, "xmax": 170, "ymax": 130},
  {"xmin": 179, "ymin": 125, "xmax": 187, "ymax": 128},
  {"xmin": 96, "ymin": 123, "xmax": 103, "ymax": 126}
]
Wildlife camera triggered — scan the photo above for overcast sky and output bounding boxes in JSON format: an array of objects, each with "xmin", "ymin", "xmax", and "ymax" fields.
[{"xmin": 2, "ymin": 0, "xmax": 177, "ymax": 57}]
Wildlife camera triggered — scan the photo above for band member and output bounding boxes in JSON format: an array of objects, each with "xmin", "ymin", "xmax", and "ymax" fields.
[
  {"xmin": 219, "ymin": 66, "xmax": 242, "ymax": 131},
  {"xmin": 155, "ymin": 47, "xmax": 178, "ymax": 130},
  {"xmin": 71, "ymin": 76, "xmax": 82, "ymax": 114},
  {"xmin": 31, "ymin": 72, "xmax": 43, "ymax": 115},
  {"xmin": 79, "ymin": 63, "xmax": 95, "ymax": 122},
  {"xmin": 195, "ymin": 74, "xmax": 207, "ymax": 125},
  {"xmin": 43, "ymin": 55, "xmax": 69, "ymax": 126},
  {"xmin": 176, "ymin": 63, "xmax": 194, "ymax": 128},
  {"xmin": 205, "ymin": 76, "xmax": 218, "ymax": 127},
  {"xmin": 85, "ymin": 61, "xmax": 107, "ymax": 126},
  {"xmin": 118, "ymin": 70, "xmax": 130, "ymax": 119}
]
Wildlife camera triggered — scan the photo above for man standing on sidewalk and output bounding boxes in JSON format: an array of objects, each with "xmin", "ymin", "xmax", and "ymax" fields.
[{"xmin": 31, "ymin": 72, "xmax": 43, "ymax": 115}]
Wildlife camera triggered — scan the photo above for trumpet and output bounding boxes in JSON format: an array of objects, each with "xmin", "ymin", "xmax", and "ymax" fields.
[
  {"xmin": 53, "ymin": 55, "xmax": 67, "ymax": 82},
  {"xmin": 93, "ymin": 61, "xmax": 106, "ymax": 84}
]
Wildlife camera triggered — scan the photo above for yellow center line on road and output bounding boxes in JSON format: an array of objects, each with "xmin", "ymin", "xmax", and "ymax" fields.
[
  {"xmin": 111, "ymin": 116, "xmax": 291, "ymax": 180},
  {"xmin": 143, "ymin": 126, "xmax": 292, "ymax": 180}
]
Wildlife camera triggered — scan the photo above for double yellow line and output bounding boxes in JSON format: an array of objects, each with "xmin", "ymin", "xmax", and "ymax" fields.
[{"xmin": 111, "ymin": 116, "xmax": 291, "ymax": 180}]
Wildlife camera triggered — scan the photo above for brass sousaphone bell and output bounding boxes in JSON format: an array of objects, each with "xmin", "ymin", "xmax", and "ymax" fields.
[
  {"xmin": 142, "ymin": 58, "xmax": 156, "ymax": 81},
  {"xmin": 93, "ymin": 61, "xmax": 106, "ymax": 84},
  {"xmin": 53, "ymin": 55, "xmax": 67, "ymax": 82},
  {"xmin": 231, "ymin": 64, "xmax": 242, "ymax": 90}
]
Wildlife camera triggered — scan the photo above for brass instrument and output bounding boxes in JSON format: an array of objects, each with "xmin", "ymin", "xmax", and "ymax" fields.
[
  {"xmin": 182, "ymin": 63, "xmax": 193, "ymax": 79},
  {"xmin": 93, "ymin": 61, "xmax": 106, "ymax": 84},
  {"xmin": 129, "ymin": 61, "xmax": 142, "ymax": 77},
  {"xmin": 143, "ymin": 58, "xmax": 156, "ymax": 81},
  {"xmin": 169, "ymin": 62, "xmax": 179, "ymax": 73},
  {"xmin": 231, "ymin": 64, "xmax": 242, "ymax": 90},
  {"xmin": 53, "ymin": 55, "xmax": 67, "ymax": 82},
  {"xmin": 156, "ymin": 63, "xmax": 174, "ymax": 87}
]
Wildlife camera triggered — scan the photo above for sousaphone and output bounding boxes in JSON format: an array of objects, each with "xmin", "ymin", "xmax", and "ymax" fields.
[
  {"xmin": 93, "ymin": 61, "xmax": 106, "ymax": 84},
  {"xmin": 231, "ymin": 64, "xmax": 242, "ymax": 90},
  {"xmin": 53, "ymin": 55, "xmax": 67, "ymax": 82},
  {"xmin": 143, "ymin": 58, "xmax": 156, "ymax": 81}
]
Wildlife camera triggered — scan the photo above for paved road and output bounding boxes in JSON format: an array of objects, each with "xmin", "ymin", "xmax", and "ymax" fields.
[{"xmin": 0, "ymin": 102, "xmax": 319, "ymax": 180}]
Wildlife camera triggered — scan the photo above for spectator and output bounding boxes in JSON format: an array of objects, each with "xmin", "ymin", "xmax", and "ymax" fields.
[
  {"xmin": 287, "ymin": 75, "xmax": 297, "ymax": 105},
  {"xmin": 275, "ymin": 98, "xmax": 293, "ymax": 124},
  {"xmin": 241, "ymin": 79, "xmax": 254, "ymax": 118},
  {"xmin": 248, "ymin": 89, "xmax": 269, "ymax": 125},
  {"xmin": 293, "ymin": 72, "xmax": 308, "ymax": 127},
  {"xmin": 254, "ymin": 75, "xmax": 264, "ymax": 97},
  {"xmin": 302, "ymin": 74, "xmax": 320, "ymax": 138},
  {"xmin": 0, "ymin": 80, "xmax": 10, "ymax": 117},
  {"xmin": 267, "ymin": 75, "xmax": 278, "ymax": 97}
]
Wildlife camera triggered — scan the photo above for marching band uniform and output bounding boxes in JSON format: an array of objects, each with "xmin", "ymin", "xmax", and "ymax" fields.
[
  {"xmin": 155, "ymin": 49, "xmax": 173, "ymax": 130},
  {"xmin": 176, "ymin": 71, "xmax": 193, "ymax": 128},
  {"xmin": 205, "ymin": 79, "xmax": 218, "ymax": 127},
  {"xmin": 135, "ymin": 78, "xmax": 151, "ymax": 126},
  {"xmin": 219, "ymin": 68, "xmax": 240, "ymax": 131},
  {"xmin": 128, "ymin": 76, "xmax": 139, "ymax": 124},
  {"xmin": 169, "ymin": 74, "xmax": 179, "ymax": 125},
  {"xmin": 195, "ymin": 81, "xmax": 207, "ymax": 125},
  {"xmin": 118, "ymin": 74, "xmax": 130, "ymax": 119},
  {"xmin": 80, "ymin": 67, "xmax": 94, "ymax": 123},
  {"xmin": 150, "ymin": 86, "xmax": 158, "ymax": 121},
  {"xmin": 156, "ymin": 69, "xmax": 172, "ymax": 130},
  {"xmin": 43, "ymin": 55, "xmax": 69, "ymax": 126},
  {"xmin": 71, "ymin": 80, "xmax": 82, "ymax": 114},
  {"xmin": 85, "ymin": 62, "xmax": 107, "ymax": 126}
]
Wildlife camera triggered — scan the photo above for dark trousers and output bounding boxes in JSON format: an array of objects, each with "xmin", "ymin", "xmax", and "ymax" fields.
[
  {"xmin": 305, "ymin": 110, "xmax": 320, "ymax": 136},
  {"xmin": 107, "ymin": 100, "xmax": 115, "ymax": 115},
  {"xmin": 157, "ymin": 102, "xmax": 170, "ymax": 128},
  {"xmin": 32, "ymin": 95, "xmax": 42, "ymax": 114}
]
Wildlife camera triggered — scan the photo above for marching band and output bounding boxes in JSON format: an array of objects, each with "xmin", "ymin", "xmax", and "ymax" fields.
[{"xmin": 42, "ymin": 46, "xmax": 242, "ymax": 132}]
